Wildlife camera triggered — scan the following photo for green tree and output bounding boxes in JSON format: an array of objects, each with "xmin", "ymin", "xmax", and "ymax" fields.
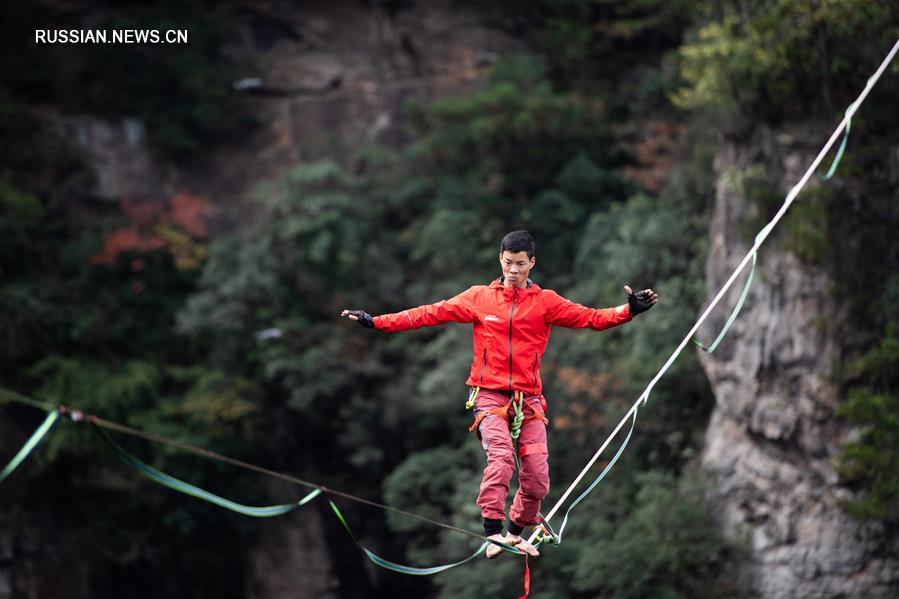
[{"xmin": 837, "ymin": 337, "xmax": 899, "ymax": 521}]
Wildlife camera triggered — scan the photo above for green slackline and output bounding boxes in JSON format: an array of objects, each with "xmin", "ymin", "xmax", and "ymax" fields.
[
  {"xmin": 91, "ymin": 422, "xmax": 322, "ymax": 517},
  {"xmin": 1, "ymin": 401, "xmax": 521, "ymax": 576},
  {"xmin": 691, "ymin": 97, "xmax": 856, "ymax": 354},
  {"xmin": 95, "ymin": 419, "xmax": 522, "ymax": 572},
  {"xmin": 0, "ymin": 409, "xmax": 59, "ymax": 484},
  {"xmin": 329, "ymin": 500, "xmax": 524, "ymax": 575},
  {"xmin": 690, "ymin": 223, "xmax": 771, "ymax": 353},
  {"xmin": 535, "ymin": 407, "xmax": 637, "ymax": 547}
]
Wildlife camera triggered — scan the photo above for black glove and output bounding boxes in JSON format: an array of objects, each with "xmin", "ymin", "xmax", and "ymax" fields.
[
  {"xmin": 344, "ymin": 309, "xmax": 374, "ymax": 328},
  {"xmin": 626, "ymin": 289, "xmax": 655, "ymax": 315}
]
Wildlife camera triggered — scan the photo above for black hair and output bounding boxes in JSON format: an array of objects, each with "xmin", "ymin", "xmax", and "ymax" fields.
[{"xmin": 500, "ymin": 230, "xmax": 535, "ymax": 258}]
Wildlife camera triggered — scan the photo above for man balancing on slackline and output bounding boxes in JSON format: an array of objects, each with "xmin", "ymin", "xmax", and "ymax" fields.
[{"xmin": 340, "ymin": 230, "xmax": 658, "ymax": 559}]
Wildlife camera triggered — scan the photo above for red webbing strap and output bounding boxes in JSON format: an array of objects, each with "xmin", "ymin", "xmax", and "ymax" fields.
[
  {"xmin": 517, "ymin": 555, "xmax": 531, "ymax": 598},
  {"xmin": 468, "ymin": 402, "xmax": 511, "ymax": 432},
  {"xmin": 468, "ymin": 392, "xmax": 548, "ymax": 433},
  {"xmin": 524, "ymin": 410, "xmax": 548, "ymax": 425},
  {"xmin": 522, "ymin": 393, "xmax": 548, "ymax": 426},
  {"xmin": 518, "ymin": 443, "xmax": 547, "ymax": 457}
]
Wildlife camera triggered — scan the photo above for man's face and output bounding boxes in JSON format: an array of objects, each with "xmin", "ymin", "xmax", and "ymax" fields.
[{"xmin": 499, "ymin": 250, "xmax": 535, "ymax": 288}]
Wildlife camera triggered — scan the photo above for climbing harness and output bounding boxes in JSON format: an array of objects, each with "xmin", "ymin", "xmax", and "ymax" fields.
[{"xmin": 467, "ymin": 389, "xmax": 548, "ymax": 439}]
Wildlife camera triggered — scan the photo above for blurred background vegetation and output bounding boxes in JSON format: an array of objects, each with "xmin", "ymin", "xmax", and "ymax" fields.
[{"xmin": 1, "ymin": 1, "xmax": 898, "ymax": 597}]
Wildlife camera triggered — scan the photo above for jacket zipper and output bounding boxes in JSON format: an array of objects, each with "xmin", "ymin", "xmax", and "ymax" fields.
[
  {"xmin": 508, "ymin": 288, "xmax": 517, "ymax": 389},
  {"xmin": 479, "ymin": 348, "xmax": 487, "ymax": 384},
  {"xmin": 532, "ymin": 352, "xmax": 539, "ymax": 391}
]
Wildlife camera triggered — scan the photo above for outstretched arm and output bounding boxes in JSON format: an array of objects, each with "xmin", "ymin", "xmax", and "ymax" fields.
[
  {"xmin": 340, "ymin": 287, "xmax": 477, "ymax": 332},
  {"xmin": 544, "ymin": 285, "xmax": 658, "ymax": 330}
]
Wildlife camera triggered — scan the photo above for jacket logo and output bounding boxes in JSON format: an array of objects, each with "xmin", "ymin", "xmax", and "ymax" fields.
[{"xmin": 485, "ymin": 314, "xmax": 500, "ymax": 322}]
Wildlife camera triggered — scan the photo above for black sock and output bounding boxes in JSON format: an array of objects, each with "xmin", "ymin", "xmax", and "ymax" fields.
[
  {"xmin": 483, "ymin": 517, "xmax": 503, "ymax": 537},
  {"xmin": 507, "ymin": 520, "xmax": 524, "ymax": 536}
]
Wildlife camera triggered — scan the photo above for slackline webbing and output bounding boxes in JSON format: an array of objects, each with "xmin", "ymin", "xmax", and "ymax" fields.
[
  {"xmin": 0, "ymin": 409, "xmax": 59, "ymax": 484},
  {"xmin": 0, "ymin": 392, "xmax": 524, "ymax": 576},
  {"xmin": 91, "ymin": 422, "xmax": 322, "ymax": 517},
  {"xmin": 528, "ymin": 37, "xmax": 899, "ymax": 546},
  {"xmin": 329, "ymin": 500, "xmax": 492, "ymax": 575},
  {"xmin": 535, "ymin": 408, "xmax": 637, "ymax": 547},
  {"xmin": 690, "ymin": 71, "xmax": 878, "ymax": 353}
]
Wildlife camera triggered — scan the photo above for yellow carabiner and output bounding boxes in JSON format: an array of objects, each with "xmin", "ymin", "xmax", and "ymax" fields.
[{"xmin": 465, "ymin": 386, "xmax": 480, "ymax": 410}]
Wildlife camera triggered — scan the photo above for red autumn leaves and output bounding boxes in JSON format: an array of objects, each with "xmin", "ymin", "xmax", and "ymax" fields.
[{"xmin": 91, "ymin": 193, "xmax": 213, "ymax": 288}]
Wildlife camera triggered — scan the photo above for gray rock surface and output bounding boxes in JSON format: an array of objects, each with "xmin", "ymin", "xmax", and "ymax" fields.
[
  {"xmin": 52, "ymin": 0, "xmax": 520, "ymax": 219},
  {"xmin": 699, "ymin": 127, "xmax": 899, "ymax": 598}
]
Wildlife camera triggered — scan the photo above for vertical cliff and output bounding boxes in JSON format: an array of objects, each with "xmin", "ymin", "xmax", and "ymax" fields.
[{"xmin": 699, "ymin": 126, "xmax": 899, "ymax": 598}]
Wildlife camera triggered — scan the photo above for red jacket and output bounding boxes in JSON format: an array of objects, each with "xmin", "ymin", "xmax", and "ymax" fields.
[{"xmin": 372, "ymin": 278, "xmax": 634, "ymax": 395}]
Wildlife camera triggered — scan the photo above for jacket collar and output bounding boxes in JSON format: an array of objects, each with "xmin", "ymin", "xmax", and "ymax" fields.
[{"xmin": 490, "ymin": 277, "xmax": 540, "ymax": 297}]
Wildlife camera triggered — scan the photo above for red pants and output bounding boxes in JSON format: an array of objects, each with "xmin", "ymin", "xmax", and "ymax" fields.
[{"xmin": 474, "ymin": 389, "xmax": 550, "ymax": 526}]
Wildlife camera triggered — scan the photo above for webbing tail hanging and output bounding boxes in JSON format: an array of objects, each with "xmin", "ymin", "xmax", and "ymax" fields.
[
  {"xmin": 534, "ymin": 408, "xmax": 638, "ymax": 548},
  {"xmin": 690, "ymin": 70, "xmax": 877, "ymax": 353},
  {"xmin": 0, "ymin": 409, "xmax": 60, "ymax": 484},
  {"xmin": 329, "ymin": 500, "xmax": 525, "ymax": 575},
  {"xmin": 92, "ymin": 423, "xmax": 321, "ymax": 517}
]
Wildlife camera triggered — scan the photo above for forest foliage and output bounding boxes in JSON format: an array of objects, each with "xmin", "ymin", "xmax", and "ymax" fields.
[{"xmin": 2, "ymin": 1, "xmax": 898, "ymax": 597}]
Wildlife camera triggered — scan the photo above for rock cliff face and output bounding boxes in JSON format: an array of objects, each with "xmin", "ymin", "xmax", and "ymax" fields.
[
  {"xmin": 57, "ymin": 0, "xmax": 518, "ymax": 212},
  {"xmin": 699, "ymin": 127, "xmax": 899, "ymax": 598}
]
